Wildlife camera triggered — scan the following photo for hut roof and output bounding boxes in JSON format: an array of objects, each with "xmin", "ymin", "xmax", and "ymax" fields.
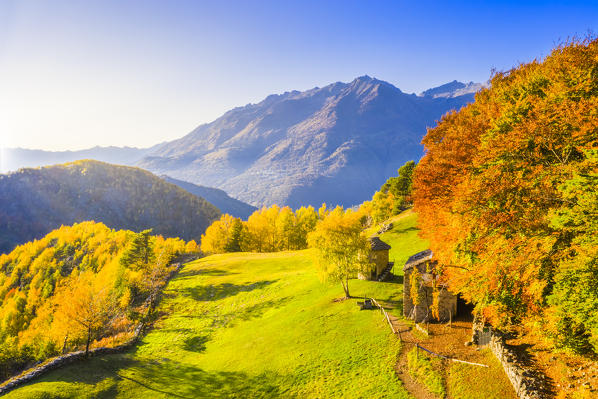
[
  {"xmin": 403, "ymin": 249, "xmax": 433, "ymax": 271},
  {"xmin": 369, "ymin": 237, "xmax": 391, "ymax": 251}
]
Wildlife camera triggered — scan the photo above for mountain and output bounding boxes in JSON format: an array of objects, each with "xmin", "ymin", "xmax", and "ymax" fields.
[
  {"xmin": 419, "ymin": 80, "xmax": 485, "ymax": 98},
  {"xmin": 0, "ymin": 146, "xmax": 153, "ymax": 173},
  {"xmin": 138, "ymin": 76, "xmax": 480, "ymax": 207},
  {"xmin": 162, "ymin": 176, "xmax": 257, "ymax": 219},
  {"xmin": 0, "ymin": 160, "xmax": 220, "ymax": 254}
]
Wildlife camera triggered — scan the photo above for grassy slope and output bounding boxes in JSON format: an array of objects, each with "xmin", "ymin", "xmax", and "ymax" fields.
[
  {"xmin": 407, "ymin": 347, "xmax": 445, "ymax": 398},
  {"xmin": 447, "ymin": 350, "xmax": 517, "ymax": 399},
  {"xmin": 368, "ymin": 210, "xmax": 430, "ymax": 280},
  {"xmin": 6, "ymin": 250, "xmax": 410, "ymax": 398}
]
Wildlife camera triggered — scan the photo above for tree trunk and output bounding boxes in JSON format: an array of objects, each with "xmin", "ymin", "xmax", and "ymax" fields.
[
  {"xmin": 343, "ymin": 277, "xmax": 350, "ymax": 298},
  {"xmin": 85, "ymin": 326, "xmax": 92, "ymax": 356},
  {"xmin": 62, "ymin": 335, "xmax": 68, "ymax": 354}
]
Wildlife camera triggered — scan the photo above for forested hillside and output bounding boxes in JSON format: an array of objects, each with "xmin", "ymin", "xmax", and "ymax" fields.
[
  {"xmin": 162, "ymin": 176, "xmax": 256, "ymax": 219},
  {"xmin": 0, "ymin": 221, "xmax": 197, "ymax": 380},
  {"xmin": 413, "ymin": 38, "xmax": 598, "ymax": 353},
  {"xmin": 0, "ymin": 160, "xmax": 220, "ymax": 254}
]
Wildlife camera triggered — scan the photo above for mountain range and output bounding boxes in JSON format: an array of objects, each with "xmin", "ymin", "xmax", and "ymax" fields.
[
  {"xmin": 138, "ymin": 76, "xmax": 479, "ymax": 207},
  {"xmin": 2, "ymin": 76, "xmax": 481, "ymax": 208}
]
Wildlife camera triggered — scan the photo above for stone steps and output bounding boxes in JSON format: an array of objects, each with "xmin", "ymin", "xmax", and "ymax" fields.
[{"xmin": 377, "ymin": 262, "xmax": 394, "ymax": 282}]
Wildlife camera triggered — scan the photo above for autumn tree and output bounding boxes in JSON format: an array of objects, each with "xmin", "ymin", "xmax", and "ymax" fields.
[
  {"xmin": 308, "ymin": 207, "xmax": 371, "ymax": 298},
  {"xmin": 370, "ymin": 160, "xmax": 416, "ymax": 223},
  {"xmin": 548, "ymin": 149, "xmax": 598, "ymax": 352},
  {"xmin": 0, "ymin": 221, "xmax": 191, "ymax": 378},
  {"xmin": 201, "ymin": 214, "xmax": 244, "ymax": 254},
  {"xmin": 293, "ymin": 206, "xmax": 318, "ymax": 249},
  {"xmin": 412, "ymin": 37, "xmax": 598, "ymax": 352},
  {"xmin": 54, "ymin": 272, "xmax": 117, "ymax": 356},
  {"xmin": 243, "ymin": 206, "xmax": 280, "ymax": 252},
  {"xmin": 202, "ymin": 206, "xmax": 318, "ymax": 254}
]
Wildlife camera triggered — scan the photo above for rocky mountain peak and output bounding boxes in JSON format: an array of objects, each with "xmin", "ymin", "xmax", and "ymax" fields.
[
  {"xmin": 420, "ymin": 80, "xmax": 484, "ymax": 98},
  {"xmin": 137, "ymin": 76, "xmax": 479, "ymax": 208}
]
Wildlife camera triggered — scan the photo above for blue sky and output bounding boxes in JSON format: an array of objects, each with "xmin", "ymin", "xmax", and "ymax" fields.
[{"xmin": 1, "ymin": 0, "xmax": 597, "ymax": 150}]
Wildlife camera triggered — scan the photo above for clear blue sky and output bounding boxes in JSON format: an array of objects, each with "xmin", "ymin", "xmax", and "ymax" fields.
[{"xmin": 1, "ymin": 0, "xmax": 597, "ymax": 150}]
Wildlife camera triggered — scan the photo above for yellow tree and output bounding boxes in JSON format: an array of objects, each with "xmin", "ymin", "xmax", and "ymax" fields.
[
  {"xmin": 293, "ymin": 206, "xmax": 318, "ymax": 249},
  {"xmin": 244, "ymin": 206, "xmax": 280, "ymax": 252},
  {"xmin": 308, "ymin": 207, "xmax": 371, "ymax": 298},
  {"xmin": 200, "ymin": 214, "xmax": 242, "ymax": 254},
  {"xmin": 276, "ymin": 206, "xmax": 296, "ymax": 251},
  {"xmin": 54, "ymin": 272, "xmax": 117, "ymax": 356}
]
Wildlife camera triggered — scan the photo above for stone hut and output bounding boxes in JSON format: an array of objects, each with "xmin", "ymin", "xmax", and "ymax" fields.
[
  {"xmin": 359, "ymin": 237, "xmax": 391, "ymax": 280},
  {"xmin": 403, "ymin": 249, "xmax": 457, "ymax": 323}
]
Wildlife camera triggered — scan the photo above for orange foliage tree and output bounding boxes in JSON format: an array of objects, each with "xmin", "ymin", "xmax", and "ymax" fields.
[
  {"xmin": 413, "ymin": 37, "xmax": 598, "ymax": 352},
  {"xmin": 53, "ymin": 272, "xmax": 118, "ymax": 356}
]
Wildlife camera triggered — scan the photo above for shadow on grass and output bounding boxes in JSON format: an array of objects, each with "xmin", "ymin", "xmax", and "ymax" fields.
[
  {"xmin": 234, "ymin": 297, "xmax": 290, "ymax": 322},
  {"xmin": 176, "ymin": 268, "xmax": 235, "ymax": 279},
  {"xmin": 181, "ymin": 280, "xmax": 277, "ymax": 302},
  {"xmin": 28, "ymin": 354, "xmax": 287, "ymax": 398},
  {"xmin": 386, "ymin": 226, "xmax": 419, "ymax": 235},
  {"xmin": 183, "ymin": 335, "xmax": 210, "ymax": 353},
  {"xmin": 203, "ymin": 296, "xmax": 291, "ymax": 331},
  {"xmin": 383, "ymin": 274, "xmax": 403, "ymax": 284}
]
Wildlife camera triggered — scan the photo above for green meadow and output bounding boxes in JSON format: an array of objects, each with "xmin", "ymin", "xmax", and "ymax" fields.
[{"xmin": 5, "ymin": 213, "xmax": 431, "ymax": 399}]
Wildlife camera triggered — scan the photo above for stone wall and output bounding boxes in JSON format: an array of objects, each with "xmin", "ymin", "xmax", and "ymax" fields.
[
  {"xmin": 359, "ymin": 250, "xmax": 389, "ymax": 280},
  {"xmin": 475, "ymin": 328, "xmax": 550, "ymax": 399},
  {"xmin": 403, "ymin": 268, "xmax": 457, "ymax": 322},
  {"xmin": 371, "ymin": 250, "xmax": 389, "ymax": 276},
  {"xmin": 0, "ymin": 324, "xmax": 143, "ymax": 396}
]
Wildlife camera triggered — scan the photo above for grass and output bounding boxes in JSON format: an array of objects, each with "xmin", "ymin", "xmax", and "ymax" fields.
[
  {"xmin": 447, "ymin": 350, "xmax": 518, "ymax": 399},
  {"xmin": 6, "ymin": 250, "xmax": 409, "ymax": 398},
  {"xmin": 406, "ymin": 347, "xmax": 446, "ymax": 398},
  {"xmin": 374, "ymin": 210, "xmax": 429, "ymax": 277}
]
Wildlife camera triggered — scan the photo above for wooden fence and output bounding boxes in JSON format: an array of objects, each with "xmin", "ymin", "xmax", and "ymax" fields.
[
  {"xmin": 369, "ymin": 297, "xmax": 488, "ymax": 368},
  {"xmin": 370, "ymin": 298, "xmax": 398, "ymax": 337}
]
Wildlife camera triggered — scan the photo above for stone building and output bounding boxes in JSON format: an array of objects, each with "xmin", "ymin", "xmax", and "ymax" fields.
[
  {"xmin": 403, "ymin": 249, "xmax": 457, "ymax": 322},
  {"xmin": 359, "ymin": 237, "xmax": 391, "ymax": 280}
]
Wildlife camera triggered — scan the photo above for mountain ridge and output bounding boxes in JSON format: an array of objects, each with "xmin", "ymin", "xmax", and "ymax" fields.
[
  {"xmin": 162, "ymin": 175, "xmax": 257, "ymax": 219},
  {"xmin": 138, "ymin": 76, "xmax": 481, "ymax": 207},
  {"xmin": 2, "ymin": 77, "xmax": 482, "ymax": 208}
]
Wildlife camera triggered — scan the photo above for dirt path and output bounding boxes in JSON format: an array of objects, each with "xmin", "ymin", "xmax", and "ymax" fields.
[
  {"xmin": 388, "ymin": 314, "xmax": 439, "ymax": 399},
  {"xmin": 385, "ymin": 312, "xmax": 517, "ymax": 399}
]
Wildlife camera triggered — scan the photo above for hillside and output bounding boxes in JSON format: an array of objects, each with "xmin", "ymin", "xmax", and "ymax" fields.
[
  {"xmin": 138, "ymin": 76, "xmax": 478, "ymax": 207},
  {"xmin": 162, "ymin": 176, "xmax": 257, "ymax": 219},
  {"xmin": 0, "ymin": 160, "xmax": 220, "ymax": 254},
  {"xmin": 0, "ymin": 221, "xmax": 193, "ymax": 381},
  {"xmin": 3, "ymin": 250, "xmax": 408, "ymax": 398},
  {"xmin": 3, "ymin": 211, "xmax": 520, "ymax": 399}
]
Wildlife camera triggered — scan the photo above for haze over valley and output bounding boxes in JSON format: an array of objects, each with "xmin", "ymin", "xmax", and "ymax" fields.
[{"xmin": 2, "ymin": 77, "xmax": 480, "ymax": 208}]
